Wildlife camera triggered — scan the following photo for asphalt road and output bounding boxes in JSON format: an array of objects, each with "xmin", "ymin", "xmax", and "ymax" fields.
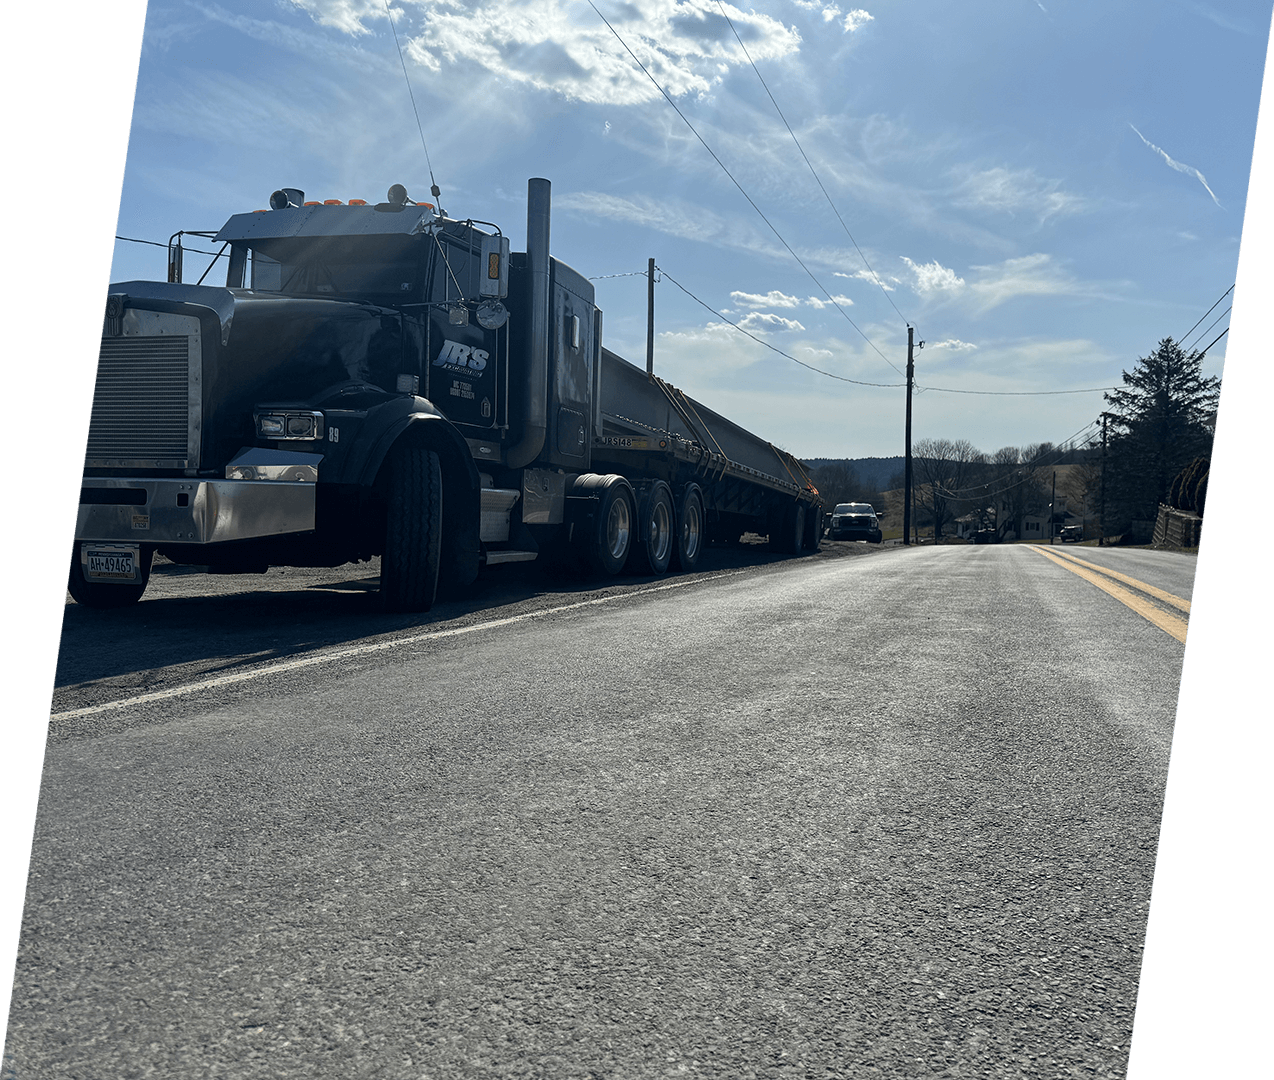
[{"xmin": 7, "ymin": 542, "xmax": 1191, "ymax": 1079}]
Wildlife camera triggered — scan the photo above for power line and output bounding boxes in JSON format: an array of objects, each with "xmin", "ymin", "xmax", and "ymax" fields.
[
  {"xmin": 1178, "ymin": 283, "xmax": 1233, "ymax": 344},
  {"xmin": 929, "ymin": 420, "xmax": 1101, "ymax": 499},
  {"xmin": 713, "ymin": 0, "xmax": 911, "ymax": 333},
  {"xmin": 612, "ymin": 261, "xmax": 1125, "ymax": 397},
  {"xmin": 1196, "ymin": 326, "xmax": 1228, "ymax": 359},
  {"xmin": 916, "ymin": 382, "xmax": 1121, "ymax": 397},
  {"xmin": 585, "ymin": 0, "xmax": 904, "ymax": 379},
  {"xmin": 116, "ymin": 234, "xmax": 225, "ymax": 259},
  {"xmin": 658, "ymin": 266, "xmax": 904, "ymax": 388},
  {"xmin": 1184, "ymin": 305, "xmax": 1230, "ymax": 354}
]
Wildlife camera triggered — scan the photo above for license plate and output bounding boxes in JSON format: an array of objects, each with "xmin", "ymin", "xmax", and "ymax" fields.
[{"xmin": 84, "ymin": 545, "xmax": 139, "ymax": 582}]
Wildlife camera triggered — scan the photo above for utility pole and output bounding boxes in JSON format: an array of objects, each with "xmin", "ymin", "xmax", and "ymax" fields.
[
  {"xmin": 1051, "ymin": 470, "xmax": 1057, "ymax": 544},
  {"xmin": 903, "ymin": 325, "xmax": 915, "ymax": 545},
  {"xmin": 1099, "ymin": 412, "xmax": 1109, "ymax": 546},
  {"xmin": 646, "ymin": 257, "xmax": 655, "ymax": 382}
]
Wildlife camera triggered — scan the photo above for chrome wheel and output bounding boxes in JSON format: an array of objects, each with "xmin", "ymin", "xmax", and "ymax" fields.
[{"xmin": 605, "ymin": 496, "xmax": 631, "ymax": 562}]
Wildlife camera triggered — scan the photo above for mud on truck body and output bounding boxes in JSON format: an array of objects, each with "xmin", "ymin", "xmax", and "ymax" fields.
[{"xmin": 73, "ymin": 179, "xmax": 822, "ymax": 611}]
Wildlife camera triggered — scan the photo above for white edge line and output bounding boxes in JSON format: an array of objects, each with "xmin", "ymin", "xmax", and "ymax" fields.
[{"xmin": 50, "ymin": 571, "xmax": 749, "ymax": 723}]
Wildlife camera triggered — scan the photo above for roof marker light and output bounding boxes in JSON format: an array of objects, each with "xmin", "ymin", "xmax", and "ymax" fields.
[
  {"xmin": 324, "ymin": 199, "xmax": 342, "ymax": 205},
  {"xmin": 348, "ymin": 199, "xmax": 367, "ymax": 205}
]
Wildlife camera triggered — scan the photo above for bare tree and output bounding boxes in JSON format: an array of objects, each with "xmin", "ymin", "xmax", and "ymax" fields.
[
  {"xmin": 988, "ymin": 445, "xmax": 1052, "ymax": 541},
  {"xmin": 912, "ymin": 438, "xmax": 986, "ymax": 540},
  {"xmin": 807, "ymin": 461, "xmax": 878, "ymax": 509}
]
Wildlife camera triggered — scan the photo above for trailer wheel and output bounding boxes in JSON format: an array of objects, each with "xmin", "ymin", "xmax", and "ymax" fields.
[
  {"xmin": 381, "ymin": 446, "xmax": 442, "ymax": 612},
  {"xmin": 805, "ymin": 503, "xmax": 823, "ymax": 552},
  {"xmin": 587, "ymin": 476, "xmax": 636, "ymax": 576},
  {"xmin": 672, "ymin": 484, "xmax": 705, "ymax": 572},
  {"xmin": 630, "ymin": 481, "xmax": 674, "ymax": 575},
  {"xmin": 771, "ymin": 502, "xmax": 806, "ymax": 555},
  {"xmin": 67, "ymin": 545, "xmax": 153, "ymax": 608}
]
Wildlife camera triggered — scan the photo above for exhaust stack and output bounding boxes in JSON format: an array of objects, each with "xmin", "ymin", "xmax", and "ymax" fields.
[{"xmin": 507, "ymin": 177, "xmax": 551, "ymax": 469}]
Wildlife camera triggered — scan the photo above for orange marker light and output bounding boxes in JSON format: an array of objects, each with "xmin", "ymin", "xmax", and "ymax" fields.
[
  {"xmin": 303, "ymin": 201, "xmax": 320, "ymax": 206},
  {"xmin": 421, "ymin": 202, "xmax": 435, "ymax": 210},
  {"xmin": 348, "ymin": 199, "xmax": 367, "ymax": 205},
  {"xmin": 324, "ymin": 199, "xmax": 342, "ymax": 205}
]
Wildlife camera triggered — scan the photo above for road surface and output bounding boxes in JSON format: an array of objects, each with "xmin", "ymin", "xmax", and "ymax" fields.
[{"xmin": 7, "ymin": 542, "xmax": 1192, "ymax": 1079}]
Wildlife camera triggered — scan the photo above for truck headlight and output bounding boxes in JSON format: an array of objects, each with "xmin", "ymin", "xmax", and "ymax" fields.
[{"xmin": 256, "ymin": 411, "xmax": 324, "ymax": 440}]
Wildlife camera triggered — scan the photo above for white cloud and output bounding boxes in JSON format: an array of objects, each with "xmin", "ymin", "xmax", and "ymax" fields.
[
  {"xmin": 929, "ymin": 338, "xmax": 977, "ymax": 351},
  {"xmin": 899, "ymin": 253, "xmax": 1096, "ymax": 313},
  {"xmin": 835, "ymin": 269, "xmax": 896, "ymax": 290},
  {"xmin": 952, "ymin": 166, "xmax": 1086, "ymax": 222},
  {"xmin": 900, "ymin": 256, "xmax": 966, "ymax": 296},
  {"xmin": 731, "ymin": 289, "xmax": 802, "ymax": 309},
  {"xmin": 292, "ymin": 0, "xmax": 803, "ymax": 106},
  {"xmin": 727, "ymin": 289, "xmax": 855, "ymax": 311},
  {"xmin": 965, "ymin": 253, "xmax": 1082, "ymax": 311},
  {"xmin": 286, "ymin": 0, "xmax": 386, "ymax": 36},
  {"xmin": 843, "ymin": 9, "xmax": 874, "ymax": 32},
  {"xmin": 556, "ymin": 191, "xmax": 784, "ymax": 262},
  {"xmin": 822, "ymin": 6, "xmax": 842, "ymax": 24},
  {"xmin": 738, "ymin": 311, "xmax": 806, "ymax": 333}
]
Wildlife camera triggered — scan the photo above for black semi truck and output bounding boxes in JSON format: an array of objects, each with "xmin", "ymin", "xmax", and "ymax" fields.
[{"xmin": 73, "ymin": 178, "xmax": 822, "ymax": 611}]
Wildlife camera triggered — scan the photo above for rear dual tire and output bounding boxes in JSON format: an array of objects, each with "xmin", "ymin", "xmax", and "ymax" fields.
[
  {"xmin": 672, "ymin": 484, "xmax": 704, "ymax": 572},
  {"xmin": 629, "ymin": 481, "xmax": 675, "ymax": 576},
  {"xmin": 568, "ymin": 474, "xmax": 637, "ymax": 577},
  {"xmin": 570, "ymin": 476, "xmax": 705, "ymax": 578}
]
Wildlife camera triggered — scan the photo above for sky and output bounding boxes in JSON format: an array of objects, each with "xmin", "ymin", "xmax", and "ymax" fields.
[{"xmin": 101, "ymin": 0, "xmax": 1270, "ymax": 460}]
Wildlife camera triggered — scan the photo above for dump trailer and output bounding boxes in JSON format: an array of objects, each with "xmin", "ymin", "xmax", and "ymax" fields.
[{"xmin": 72, "ymin": 178, "xmax": 822, "ymax": 611}]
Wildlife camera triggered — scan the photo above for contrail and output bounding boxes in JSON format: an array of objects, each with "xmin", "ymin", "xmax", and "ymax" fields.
[{"xmin": 1129, "ymin": 123, "xmax": 1223, "ymax": 209}]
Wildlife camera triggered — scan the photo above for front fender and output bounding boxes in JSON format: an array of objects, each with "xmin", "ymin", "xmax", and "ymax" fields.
[
  {"xmin": 322, "ymin": 396, "xmax": 473, "ymax": 492},
  {"xmin": 339, "ymin": 397, "xmax": 481, "ymax": 593}
]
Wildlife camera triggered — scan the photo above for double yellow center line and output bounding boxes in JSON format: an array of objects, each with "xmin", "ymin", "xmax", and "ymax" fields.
[{"xmin": 1028, "ymin": 546, "xmax": 1190, "ymax": 643}]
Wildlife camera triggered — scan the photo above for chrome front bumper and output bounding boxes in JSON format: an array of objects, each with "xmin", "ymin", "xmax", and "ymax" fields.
[{"xmin": 76, "ymin": 477, "xmax": 316, "ymax": 545}]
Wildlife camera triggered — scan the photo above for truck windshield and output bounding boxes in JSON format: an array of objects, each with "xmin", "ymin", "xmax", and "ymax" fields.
[{"xmin": 246, "ymin": 236, "xmax": 424, "ymax": 302}]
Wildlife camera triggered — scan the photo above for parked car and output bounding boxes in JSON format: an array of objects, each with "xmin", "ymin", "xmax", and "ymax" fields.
[
  {"xmin": 828, "ymin": 502, "xmax": 883, "ymax": 543},
  {"xmin": 1059, "ymin": 524, "xmax": 1083, "ymax": 543}
]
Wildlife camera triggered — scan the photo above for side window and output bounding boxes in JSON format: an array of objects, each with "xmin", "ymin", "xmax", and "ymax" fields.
[{"xmin": 251, "ymin": 250, "xmax": 282, "ymax": 291}]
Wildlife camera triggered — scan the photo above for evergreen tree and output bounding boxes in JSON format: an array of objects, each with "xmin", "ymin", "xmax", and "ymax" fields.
[{"xmin": 1103, "ymin": 338, "xmax": 1220, "ymax": 529}]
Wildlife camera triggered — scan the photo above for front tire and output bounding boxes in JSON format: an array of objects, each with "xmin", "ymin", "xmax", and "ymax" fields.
[{"xmin": 381, "ymin": 447, "xmax": 442, "ymax": 612}]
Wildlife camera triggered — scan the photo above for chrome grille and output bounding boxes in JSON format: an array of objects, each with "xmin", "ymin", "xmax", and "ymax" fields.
[{"xmin": 86, "ymin": 335, "xmax": 195, "ymax": 467}]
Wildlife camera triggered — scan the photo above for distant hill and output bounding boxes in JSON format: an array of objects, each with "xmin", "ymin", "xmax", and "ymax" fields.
[{"xmin": 804, "ymin": 456, "xmax": 905, "ymax": 493}]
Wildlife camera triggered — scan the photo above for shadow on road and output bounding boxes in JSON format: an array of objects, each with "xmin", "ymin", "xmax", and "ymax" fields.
[{"xmin": 54, "ymin": 539, "xmax": 887, "ymax": 692}]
